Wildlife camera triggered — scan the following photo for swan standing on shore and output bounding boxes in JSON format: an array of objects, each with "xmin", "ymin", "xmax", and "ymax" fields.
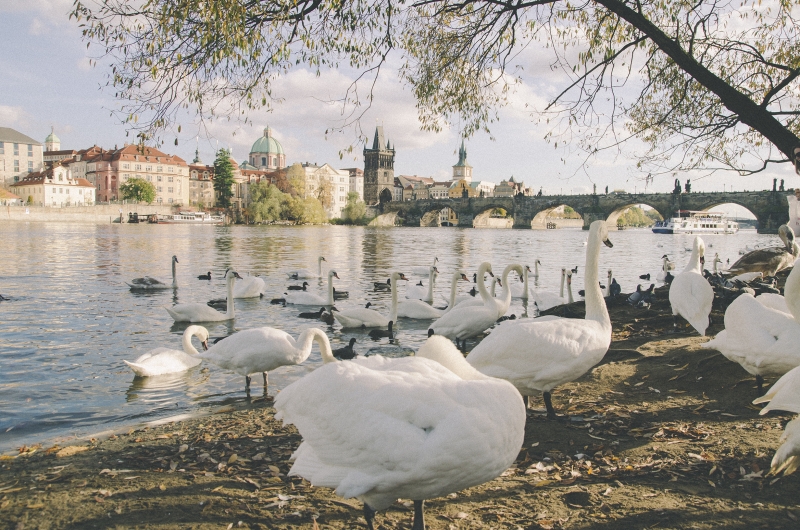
[
  {"xmin": 333, "ymin": 272, "xmax": 407, "ymax": 328},
  {"xmin": 165, "ymin": 270, "xmax": 242, "ymax": 322},
  {"xmin": 274, "ymin": 335, "xmax": 525, "ymax": 530},
  {"xmin": 669, "ymin": 237, "xmax": 713, "ymax": 335},
  {"xmin": 200, "ymin": 327, "xmax": 336, "ymax": 393},
  {"xmin": 287, "ymin": 256, "xmax": 326, "ymax": 279},
  {"xmin": 124, "ymin": 325, "xmax": 209, "ymax": 377},
  {"xmin": 727, "ymin": 225, "xmax": 798, "ymax": 277},
  {"xmin": 284, "ymin": 270, "xmax": 339, "ymax": 305},
  {"xmin": 127, "ymin": 255, "xmax": 179, "ymax": 290},
  {"xmin": 465, "ymin": 221, "xmax": 613, "ymax": 419},
  {"xmin": 752, "ymin": 367, "xmax": 800, "ymax": 475}
]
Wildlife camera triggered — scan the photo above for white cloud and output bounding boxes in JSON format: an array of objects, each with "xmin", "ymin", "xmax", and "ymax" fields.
[{"xmin": 0, "ymin": 105, "xmax": 31, "ymax": 127}]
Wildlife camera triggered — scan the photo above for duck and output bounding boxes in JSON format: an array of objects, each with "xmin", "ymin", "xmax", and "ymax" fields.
[
  {"xmin": 465, "ymin": 220, "xmax": 614, "ymax": 419},
  {"xmin": 332, "ymin": 338, "xmax": 358, "ymax": 360},
  {"xmin": 233, "ymin": 273, "xmax": 265, "ymax": 299},
  {"xmin": 283, "ymin": 270, "xmax": 339, "ymax": 306},
  {"xmin": 273, "ymin": 334, "xmax": 525, "ymax": 530},
  {"xmin": 200, "ymin": 326, "xmax": 336, "ymax": 393},
  {"xmin": 609, "ymin": 277, "xmax": 621, "ymax": 297},
  {"xmin": 165, "ymin": 270, "xmax": 242, "ymax": 322},
  {"xmin": 656, "ymin": 255, "xmax": 676, "ymax": 281},
  {"xmin": 127, "ymin": 255, "xmax": 179, "ymax": 289},
  {"xmin": 728, "ymin": 225, "xmax": 798, "ymax": 277},
  {"xmin": 124, "ymin": 325, "xmax": 209, "ymax": 377},
  {"xmin": 664, "ymin": 271, "xmax": 675, "ymax": 285},
  {"xmin": 333, "ymin": 287, "xmax": 349, "ymax": 300},
  {"xmin": 627, "ymin": 284, "xmax": 655, "ymax": 307},
  {"xmin": 333, "ymin": 273, "xmax": 407, "ymax": 328},
  {"xmin": 405, "ymin": 267, "xmax": 438, "ymax": 302},
  {"xmin": 533, "ymin": 268, "xmax": 568, "ymax": 311},
  {"xmin": 198, "ymin": 271, "xmax": 212, "ymax": 280},
  {"xmin": 373, "ymin": 279, "xmax": 391, "ymax": 291},
  {"xmin": 368, "ymin": 321, "xmax": 395, "ymax": 339},
  {"xmin": 287, "ymin": 281, "xmax": 309, "ymax": 291},
  {"xmin": 287, "ymin": 256, "xmax": 326, "ymax": 279},
  {"xmin": 669, "ymin": 236, "xmax": 713, "ymax": 335},
  {"xmin": 571, "ymin": 265, "xmax": 579, "ymax": 274},
  {"xmin": 639, "ymin": 273, "xmax": 651, "ymax": 280},
  {"xmin": 703, "ymin": 256, "xmax": 800, "ymax": 394},
  {"xmin": 298, "ymin": 307, "xmax": 328, "ymax": 319},
  {"xmin": 410, "ymin": 256, "xmax": 438, "ymax": 276}
]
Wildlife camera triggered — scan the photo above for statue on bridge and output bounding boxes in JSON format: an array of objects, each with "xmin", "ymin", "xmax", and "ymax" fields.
[
  {"xmin": 685, "ymin": 179, "xmax": 691, "ymax": 193},
  {"xmin": 593, "ymin": 183, "xmax": 597, "ymax": 195},
  {"xmin": 605, "ymin": 185, "xmax": 608, "ymax": 194},
  {"xmin": 781, "ymin": 179, "xmax": 785, "ymax": 191},
  {"xmin": 673, "ymin": 178, "xmax": 681, "ymax": 194},
  {"xmin": 537, "ymin": 187, "xmax": 543, "ymax": 197},
  {"xmin": 773, "ymin": 178, "xmax": 778, "ymax": 192}
]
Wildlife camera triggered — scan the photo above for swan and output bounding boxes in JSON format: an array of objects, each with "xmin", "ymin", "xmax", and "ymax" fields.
[
  {"xmin": 753, "ymin": 364, "xmax": 800, "ymax": 415},
  {"xmin": 703, "ymin": 256, "xmax": 800, "ymax": 394},
  {"xmin": 669, "ymin": 236, "xmax": 713, "ymax": 335},
  {"xmin": 165, "ymin": 270, "xmax": 242, "ymax": 322},
  {"xmin": 233, "ymin": 273, "xmax": 265, "ymax": 299},
  {"xmin": 284, "ymin": 271, "xmax": 338, "ymax": 306},
  {"xmin": 127, "ymin": 255, "xmax": 179, "ymax": 289},
  {"xmin": 287, "ymin": 256, "xmax": 326, "ymax": 279},
  {"xmin": 566, "ymin": 271, "xmax": 575, "ymax": 303},
  {"xmin": 510, "ymin": 263, "xmax": 539, "ymax": 299},
  {"xmin": 405, "ymin": 267, "xmax": 438, "ymax": 302},
  {"xmin": 410, "ymin": 256, "xmax": 438, "ymax": 276},
  {"xmin": 465, "ymin": 220, "xmax": 614, "ymax": 419},
  {"xmin": 124, "ymin": 325, "xmax": 209, "ymax": 377},
  {"xmin": 603, "ymin": 270, "xmax": 613, "ymax": 297},
  {"xmin": 728, "ymin": 225, "xmax": 798, "ymax": 277},
  {"xmin": 428, "ymin": 262, "xmax": 506, "ymax": 348},
  {"xmin": 274, "ymin": 335, "xmax": 525, "ymax": 530},
  {"xmin": 200, "ymin": 326, "xmax": 336, "ymax": 393},
  {"xmin": 656, "ymin": 255, "xmax": 675, "ymax": 281},
  {"xmin": 424, "ymin": 271, "xmax": 470, "ymax": 318},
  {"xmin": 533, "ymin": 268, "xmax": 568, "ymax": 311},
  {"xmin": 333, "ymin": 272, "xmax": 407, "ymax": 328},
  {"xmin": 757, "ymin": 293, "xmax": 790, "ymax": 314},
  {"xmin": 767, "ymin": 417, "xmax": 800, "ymax": 476},
  {"xmin": 454, "ymin": 264, "xmax": 522, "ymax": 318}
]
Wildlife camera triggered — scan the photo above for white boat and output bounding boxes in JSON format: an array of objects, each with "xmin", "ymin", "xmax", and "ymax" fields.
[
  {"xmin": 150, "ymin": 212, "xmax": 225, "ymax": 225},
  {"xmin": 652, "ymin": 210, "xmax": 738, "ymax": 234}
]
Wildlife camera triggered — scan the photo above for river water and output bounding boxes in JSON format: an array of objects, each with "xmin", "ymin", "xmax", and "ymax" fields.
[{"xmin": 0, "ymin": 222, "xmax": 776, "ymax": 452}]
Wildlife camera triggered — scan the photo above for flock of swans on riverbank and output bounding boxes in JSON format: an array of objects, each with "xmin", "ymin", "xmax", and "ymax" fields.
[{"xmin": 122, "ymin": 220, "xmax": 800, "ymax": 529}]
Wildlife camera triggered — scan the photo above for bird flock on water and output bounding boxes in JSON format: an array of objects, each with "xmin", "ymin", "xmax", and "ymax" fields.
[{"xmin": 114, "ymin": 220, "xmax": 800, "ymax": 529}]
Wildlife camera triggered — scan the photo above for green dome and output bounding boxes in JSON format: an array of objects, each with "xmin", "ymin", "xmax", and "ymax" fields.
[
  {"xmin": 45, "ymin": 131, "xmax": 60, "ymax": 144},
  {"xmin": 250, "ymin": 127, "xmax": 284, "ymax": 155}
]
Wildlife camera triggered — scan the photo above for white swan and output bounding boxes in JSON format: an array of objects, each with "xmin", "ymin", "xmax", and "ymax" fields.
[
  {"xmin": 124, "ymin": 325, "xmax": 209, "ymax": 377},
  {"xmin": 703, "ymin": 257, "xmax": 800, "ymax": 393},
  {"xmin": 287, "ymin": 256, "xmax": 326, "ymax": 279},
  {"xmin": 656, "ymin": 255, "xmax": 675, "ymax": 281},
  {"xmin": 233, "ymin": 273, "xmax": 266, "ymax": 299},
  {"xmin": 753, "ymin": 364, "xmax": 800, "ymax": 415},
  {"xmin": 333, "ymin": 272, "xmax": 406, "ymax": 328},
  {"xmin": 428, "ymin": 262, "xmax": 502, "ymax": 348},
  {"xmin": 757, "ymin": 293, "xmax": 790, "ymax": 314},
  {"xmin": 165, "ymin": 270, "xmax": 241, "ymax": 322},
  {"xmin": 510, "ymin": 262, "xmax": 539, "ymax": 299},
  {"xmin": 274, "ymin": 334, "xmax": 525, "ymax": 530},
  {"xmin": 728, "ymin": 225, "xmax": 798, "ymax": 277},
  {"xmin": 127, "ymin": 255, "xmax": 179, "ymax": 290},
  {"xmin": 284, "ymin": 270, "xmax": 338, "ymax": 305},
  {"xmin": 465, "ymin": 220, "xmax": 614, "ymax": 419},
  {"xmin": 410, "ymin": 256, "xmax": 438, "ymax": 276},
  {"xmin": 405, "ymin": 267, "xmax": 437, "ymax": 302},
  {"xmin": 602, "ymin": 269, "xmax": 613, "ymax": 297},
  {"xmin": 533, "ymin": 268, "xmax": 568, "ymax": 311},
  {"xmin": 669, "ymin": 237, "xmax": 713, "ymax": 335},
  {"xmin": 200, "ymin": 327, "xmax": 336, "ymax": 393},
  {"xmin": 566, "ymin": 271, "xmax": 575, "ymax": 303}
]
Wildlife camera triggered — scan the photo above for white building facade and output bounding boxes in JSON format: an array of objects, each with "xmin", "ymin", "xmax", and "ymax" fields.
[
  {"xmin": 11, "ymin": 164, "xmax": 95, "ymax": 206},
  {"xmin": 0, "ymin": 127, "xmax": 43, "ymax": 187},
  {"xmin": 302, "ymin": 163, "xmax": 351, "ymax": 218}
]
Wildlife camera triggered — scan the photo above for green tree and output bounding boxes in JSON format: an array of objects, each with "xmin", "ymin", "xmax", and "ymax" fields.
[
  {"xmin": 316, "ymin": 177, "xmax": 333, "ymax": 210},
  {"xmin": 72, "ymin": 1, "xmax": 800, "ymax": 176},
  {"xmin": 286, "ymin": 163, "xmax": 307, "ymax": 197},
  {"xmin": 119, "ymin": 177, "xmax": 156, "ymax": 204},
  {"xmin": 342, "ymin": 191, "xmax": 367, "ymax": 223},
  {"xmin": 249, "ymin": 182, "xmax": 287, "ymax": 223},
  {"xmin": 213, "ymin": 149, "xmax": 235, "ymax": 208}
]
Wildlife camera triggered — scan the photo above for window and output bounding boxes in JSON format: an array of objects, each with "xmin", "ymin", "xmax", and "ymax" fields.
[
  {"xmin": 0, "ymin": 142, "xmax": 3, "ymax": 154},
  {"xmin": 157, "ymin": 175, "xmax": 162, "ymax": 181},
  {"xmin": 146, "ymin": 166, "xmax": 152, "ymax": 172},
  {"xmin": 157, "ymin": 186, "xmax": 162, "ymax": 192},
  {"xmin": 14, "ymin": 160, "xmax": 19, "ymax": 172},
  {"xmin": 59, "ymin": 188, "xmax": 63, "ymax": 193},
  {"xmin": 66, "ymin": 188, "xmax": 70, "ymax": 194},
  {"xmin": 168, "ymin": 166, "xmax": 174, "ymax": 173},
  {"xmin": 28, "ymin": 161, "xmax": 33, "ymax": 171},
  {"xmin": 168, "ymin": 176, "xmax": 173, "ymax": 182},
  {"xmin": 157, "ymin": 166, "xmax": 162, "ymax": 172},
  {"xmin": 28, "ymin": 144, "xmax": 33, "ymax": 156},
  {"xmin": 134, "ymin": 164, "xmax": 142, "ymax": 170},
  {"xmin": 339, "ymin": 186, "xmax": 345, "ymax": 192},
  {"xmin": 168, "ymin": 198, "xmax": 174, "ymax": 203},
  {"xmin": 168, "ymin": 187, "xmax": 173, "ymax": 193},
  {"xmin": 146, "ymin": 175, "xmax": 152, "ymax": 181},
  {"xmin": 14, "ymin": 143, "xmax": 19, "ymax": 155},
  {"xmin": 262, "ymin": 157, "xmax": 267, "ymax": 166},
  {"xmin": 122, "ymin": 163, "xmax": 130, "ymax": 169}
]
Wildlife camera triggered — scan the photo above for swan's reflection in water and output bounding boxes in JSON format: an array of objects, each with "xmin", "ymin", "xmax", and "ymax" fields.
[{"xmin": 126, "ymin": 368, "xmax": 210, "ymax": 404}]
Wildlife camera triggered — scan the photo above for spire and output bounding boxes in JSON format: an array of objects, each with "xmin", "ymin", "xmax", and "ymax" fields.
[
  {"xmin": 372, "ymin": 126, "xmax": 386, "ymax": 150},
  {"xmin": 193, "ymin": 148, "xmax": 202, "ymax": 164}
]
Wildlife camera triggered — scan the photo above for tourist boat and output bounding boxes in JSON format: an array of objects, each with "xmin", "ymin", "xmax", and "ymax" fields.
[
  {"xmin": 652, "ymin": 210, "xmax": 739, "ymax": 234},
  {"xmin": 148, "ymin": 211, "xmax": 225, "ymax": 224}
]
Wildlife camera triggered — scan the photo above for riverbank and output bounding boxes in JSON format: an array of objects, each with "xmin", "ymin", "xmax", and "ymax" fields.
[
  {"xmin": 2, "ymin": 204, "xmax": 176, "ymax": 223},
  {"xmin": 3, "ymin": 285, "xmax": 799, "ymax": 529}
]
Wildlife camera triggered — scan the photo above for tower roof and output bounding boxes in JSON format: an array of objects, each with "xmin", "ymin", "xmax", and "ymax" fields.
[
  {"xmin": 45, "ymin": 127, "xmax": 60, "ymax": 145},
  {"xmin": 453, "ymin": 139, "xmax": 471, "ymax": 168},
  {"xmin": 250, "ymin": 126, "xmax": 284, "ymax": 155}
]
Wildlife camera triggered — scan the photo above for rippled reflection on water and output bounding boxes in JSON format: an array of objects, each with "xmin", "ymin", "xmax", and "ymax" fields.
[{"xmin": 0, "ymin": 222, "xmax": 776, "ymax": 451}]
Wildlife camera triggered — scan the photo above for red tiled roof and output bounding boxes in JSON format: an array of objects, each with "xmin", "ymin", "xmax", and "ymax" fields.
[{"xmin": 0, "ymin": 188, "xmax": 21, "ymax": 199}]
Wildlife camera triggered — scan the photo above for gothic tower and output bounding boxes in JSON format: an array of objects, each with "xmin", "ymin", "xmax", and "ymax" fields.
[
  {"xmin": 452, "ymin": 139, "xmax": 472, "ymax": 183},
  {"xmin": 363, "ymin": 126, "xmax": 395, "ymax": 204}
]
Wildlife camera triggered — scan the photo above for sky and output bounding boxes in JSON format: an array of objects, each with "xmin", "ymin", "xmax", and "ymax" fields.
[{"xmin": 0, "ymin": 0, "xmax": 792, "ymax": 217}]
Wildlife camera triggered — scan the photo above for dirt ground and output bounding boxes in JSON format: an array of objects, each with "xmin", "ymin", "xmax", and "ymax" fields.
[{"xmin": 2, "ymin": 286, "xmax": 800, "ymax": 530}]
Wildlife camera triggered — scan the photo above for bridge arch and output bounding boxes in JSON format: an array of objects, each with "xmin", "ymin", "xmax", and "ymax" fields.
[
  {"xmin": 368, "ymin": 211, "xmax": 400, "ymax": 227},
  {"xmin": 417, "ymin": 204, "xmax": 459, "ymax": 227},
  {"xmin": 472, "ymin": 204, "xmax": 514, "ymax": 228},
  {"xmin": 605, "ymin": 201, "xmax": 666, "ymax": 228},
  {"xmin": 530, "ymin": 203, "xmax": 583, "ymax": 230}
]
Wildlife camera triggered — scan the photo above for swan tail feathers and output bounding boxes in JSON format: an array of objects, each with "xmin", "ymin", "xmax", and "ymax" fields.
[
  {"xmin": 124, "ymin": 360, "xmax": 153, "ymax": 377},
  {"xmin": 286, "ymin": 443, "xmax": 354, "ymax": 490}
]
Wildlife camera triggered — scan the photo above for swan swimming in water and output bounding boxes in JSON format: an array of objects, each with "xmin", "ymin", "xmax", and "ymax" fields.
[
  {"xmin": 200, "ymin": 327, "xmax": 336, "ymax": 393},
  {"xmin": 233, "ymin": 272, "xmax": 266, "ymax": 299},
  {"xmin": 410, "ymin": 256, "xmax": 438, "ymax": 277},
  {"xmin": 669, "ymin": 237, "xmax": 713, "ymax": 335},
  {"xmin": 165, "ymin": 270, "xmax": 242, "ymax": 322},
  {"xmin": 405, "ymin": 267, "xmax": 438, "ymax": 302},
  {"xmin": 333, "ymin": 272, "xmax": 407, "ymax": 328},
  {"xmin": 465, "ymin": 220, "xmax": 614, "ymax": 419},
  {"xmin": 124, "ymin": 325, "xmax": 209, "ymax": 377},
  {"xmin": 127, "ymin": 255, "xmax": 179, "ymax": 290},
  {"xmin": 283, "ymin": 270, "xmax": 338, "ymax": 306},
  {"xmin": 533, "ymin": 268, "xmax": 568, "ymax": 311},
  {"xmin": 274, "ymin": 334, "xmax": 525, "ymax": 530},
  {"xmin": 287, "ymin": 256, "xmax": 326, "ymax": 279}
]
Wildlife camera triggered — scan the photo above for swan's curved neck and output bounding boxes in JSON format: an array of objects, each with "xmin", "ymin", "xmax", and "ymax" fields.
[
  {"xmin": 785, "ymin": 261, "xmax": 800, "ymax": 322},
  {"xmin": 427, "ymin": 268, "xmax": 436, "ymax": 301},
  {"xmin": 490, "ymin": 277, "xmax": 497, "ymax": 297},
  {"xmin": 521, "ymin": 266, "xmax": 529, "ymax": 300},
  {"xmin": 327, "ymin": 273, "xmax": 334, "ymax": 305},
  {"xmin": 559, "ymin": 271, "xmax": 565, "ymax": 298},
  {"xmin": 171, "ymin": 259, "xmax": 178, "ymax": 288},
  {"xmin": 225, "ymin": 275, "xmax": 236, "ymax": 317},
  {"xmin": 583, "ymin": 227, "xmax": 610, "ymax": 325},
  {"xmin": 318, "ymin": 257, "xmax": 324, "ymax": 277},
  {"xmin": 446, "ymin": 273, "xmax": 461, "ymax": 313},
  {"xmin": 182, "ymin": 326, "xmax": 204, "ymax": 355},
  {"xmin": 390, "ymin": 273, "xmax": 400, "ymax": 322},
  {"xmin": 475, "ymin": 262, "xmax": 494, "ymax": 310},
  {"xmin": 685, "ymin": 239, "xmax": 703, "ymax": 273},
  {"xmin": 567, "ymin": 275, "xmax": 574, "ymax": 304},
  {"xmin": 297, "ymin": 328, "xmax": 337, "ymax": 364},
  {"xmin": 498, "ymin": 264, "xmax": 521, "ymax": 315}
]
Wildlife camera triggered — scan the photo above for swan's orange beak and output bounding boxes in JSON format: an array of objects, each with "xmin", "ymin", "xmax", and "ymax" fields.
[
  {"xmin": 460, "ymin": 274, "xmax": 469, "ymax": 281},
  {"xmin": 201, "ymin": 340, "xmax": 209, "ymax": 351}
]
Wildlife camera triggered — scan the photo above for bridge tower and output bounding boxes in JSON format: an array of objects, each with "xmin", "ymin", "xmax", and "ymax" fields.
[{"xmin": 363, "ymin": 126, "xmax": 396, "ymax": 205}]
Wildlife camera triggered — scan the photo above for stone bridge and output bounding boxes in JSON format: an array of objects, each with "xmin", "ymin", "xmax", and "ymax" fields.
[{"xmin": 370, "ymin": 190, "xmax": 790, "ymax": 233}]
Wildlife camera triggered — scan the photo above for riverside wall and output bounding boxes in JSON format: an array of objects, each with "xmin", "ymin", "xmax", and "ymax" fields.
[{"xmin": 1, "ymin": 204, "xmax": 176, "ymax": 223}]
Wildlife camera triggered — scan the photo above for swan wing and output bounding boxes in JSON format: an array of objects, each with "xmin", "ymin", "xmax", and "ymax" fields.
[
  {"xmin": 275, "ymin": 355, "xmax": 524, "ymax": 510},
  {"xmin": 125, "ymin": 348, "xmax": 201, "ymax": 376},
  {"xmin": 753, "ymin": 365, "xmax": 800, "ymax": 415},
  {"xmin": 165, "ymin": 303, "xmax": 229, "ymax": 322},
  {"xmin": 728, "ymin": 247, "xmax": 793, "ymax": 275},
  {"xmin": 397, "ymin": 300, "xmax": 443, "ymax": 319},
  {"xmin": 288, "ymin": 268, "xmax": 317, "ymax": 279},
  {"xmin": 756, "ymin": 293, "xmax": 790, "ymax": 314},
  {"xmin": 128, "ymin": 276, "xmax": 168, "ymax": 289},
  {"xmin": 200, "ymin": 327, "xmax": 300, "ymax": 374},
  {"xmin": 233, "ymin": 277, "xmax": 265, "ymax": 298},
  {"xmin": 429, "ymin": 306, "xmax": 498, "ymax": 340},
  {"xmin": 332, "ymin": 308, "xmax": 388, "ymax": 328},
  {"xmin": 669, "ymin": 271, "xmax": 713, "ymax": 335},
  {"xmin": 285, "ymin": 291, "xmax": 327, "ymax": 305}
]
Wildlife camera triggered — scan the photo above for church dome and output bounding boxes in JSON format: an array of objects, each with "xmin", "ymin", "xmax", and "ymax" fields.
[
  {"xmin": 250, "ymin": 126, "xmax": 284, "ymax": 155},
  {"xmin": 45, "ymin": 131, "xmax": 60, "ymax": 144}
]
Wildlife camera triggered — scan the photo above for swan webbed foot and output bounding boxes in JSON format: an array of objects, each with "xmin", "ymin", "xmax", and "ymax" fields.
[
  {"xmin": 245, "ymin": 375, "xmax": 252, "ymax": 393},
  {"xmin": 412, "ymin": 500, "xmax": 425, "ymax": 530},
  {"xmin": 543, "ymin": 391, "xmax": 558, "ymax": 420},
  {"xmin": 363, "ymin": 503, "xmax": 377, "ymax": 530},
  {"xmin": 263, "ymin": 371, "xmax": 269, "ymax": 391}
]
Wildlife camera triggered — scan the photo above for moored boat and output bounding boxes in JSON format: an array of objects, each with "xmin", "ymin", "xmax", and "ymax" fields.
[
  {"xmin": 652, "ymin": 210, "xmax": 738, "ymax": 234},
  {"xmin": 149, "ymin": 212, "xmax": 225, "ymax": 224}
]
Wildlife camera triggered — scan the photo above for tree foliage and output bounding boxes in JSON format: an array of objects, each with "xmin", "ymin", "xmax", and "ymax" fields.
[
  {"xmin": 249, "ymin": 181, "xmax": 288, "ymax": 223},
  {"xmin": 72, "ymin": 0, "xmax": 800, "ymax": 176},
  {"xmin": 617, "ymin": 206, "xmax": 657, "ymax": 227},
  {"xmin": 119, "ymin": 177, "xmax": 156, "ymax": 204},
  {"xmin": 342, "ymin": 191, "xmax": 367, "ymax": 222},
  {"xmin": 213, "ymin": 149, "xmax": 235, "ymax": 208}
]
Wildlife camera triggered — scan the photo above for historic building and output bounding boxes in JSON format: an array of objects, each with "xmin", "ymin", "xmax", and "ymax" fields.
[
  {"xmin": 301, "ymin": 163, "xmax": 351, "ymax": 218},
  {"xmin": 11, "ymin": 163, "xmax": 95, "ymax": 206},
  {"xmin": 342, "ymin": 168, "xmax": 364, "ymax": 201},
  {"xmin": 188, "ymin": 149, "xmax": 215, "ymax": 207},
  {"xmin": 363, "ymin": 126, "xmax": 395, "ymax": 204},
  {"xmin": 248, "ymin": 126, "xmax": 286, "ymax": 170},
  {"xmin": 452, "ymin": 140, "xmax": 472, "ymax": 183},
  {"xmin": 0, "ymin": 127, "xmax": 43, "ymax": 187}
]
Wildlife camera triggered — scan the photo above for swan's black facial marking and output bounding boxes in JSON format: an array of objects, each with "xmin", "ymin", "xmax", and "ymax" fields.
[{"xmin": 603, "ymin": 238, "xmax": 613, "ymax": 248}]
